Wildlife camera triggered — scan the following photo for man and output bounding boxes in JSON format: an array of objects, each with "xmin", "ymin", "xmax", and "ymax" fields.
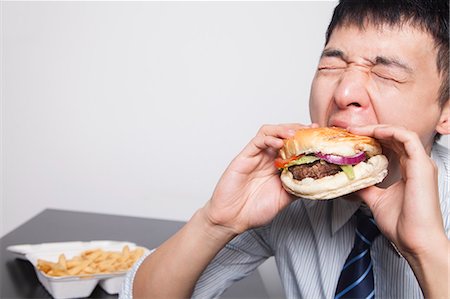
[{"xmin": 122, "ymin": 1, "xmax": 449, "ymax": 298}]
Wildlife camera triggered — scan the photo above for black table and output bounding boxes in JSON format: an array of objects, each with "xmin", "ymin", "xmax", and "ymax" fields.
[{"xmin": 0, "ymin": 209, "xmax": 269, "ymax": 299}]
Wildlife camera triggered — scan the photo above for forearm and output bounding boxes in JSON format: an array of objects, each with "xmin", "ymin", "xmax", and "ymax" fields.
[
  {"xmin": 406, "ymin": 237, "xmax": 450, "ymax": 298},
  {"xmin": 132, "ymin": 207, "xmax": 237, "ymax": 299}
]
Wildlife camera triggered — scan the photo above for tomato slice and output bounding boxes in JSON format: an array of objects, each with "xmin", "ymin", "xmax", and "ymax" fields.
[{"xmin": 274, "ymin": 155, "xmax": 302, "ymax": 169}]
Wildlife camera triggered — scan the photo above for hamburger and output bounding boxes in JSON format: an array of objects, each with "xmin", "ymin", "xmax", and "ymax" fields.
[{"xmin": 276, "ymin": 127, "xmax": 388, "ymax": 200}]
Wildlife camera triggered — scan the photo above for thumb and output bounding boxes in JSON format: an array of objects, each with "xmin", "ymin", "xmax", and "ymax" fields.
[{"xmin": 355, "ymin": 185, "xmax": 384, "ymax": 212}]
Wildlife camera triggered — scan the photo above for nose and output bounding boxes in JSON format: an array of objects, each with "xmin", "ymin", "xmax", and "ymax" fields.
[{"xmin": 333, "ymin": 69, "xmax": 370, "ymax": 109}]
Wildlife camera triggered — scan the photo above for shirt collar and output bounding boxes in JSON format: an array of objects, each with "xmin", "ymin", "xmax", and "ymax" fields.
[
  {"xmin": 331, "ymin": 197, "xmax": 361, "ymax": 235},
  {"xmin": 303, "ymin": 196, "xmax": 360, "ymax": 237},
  {"xmin": 303, "ymin": 197, "xmax": 405, "ymax": 258}
]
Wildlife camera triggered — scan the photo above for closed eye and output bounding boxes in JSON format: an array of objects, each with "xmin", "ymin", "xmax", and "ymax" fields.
[
  {"xmin": 318, "ymin": 66, "xmax": 345, "ymax": 71},
  {"xmin": 372, "ymin": 72, "xmax": 403, "ymax": 83}
]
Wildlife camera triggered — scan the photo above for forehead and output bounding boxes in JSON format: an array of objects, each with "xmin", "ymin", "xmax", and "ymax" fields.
[{"xmin": 325, "ymin": 24, "xmax": 438, "ymax": 72}]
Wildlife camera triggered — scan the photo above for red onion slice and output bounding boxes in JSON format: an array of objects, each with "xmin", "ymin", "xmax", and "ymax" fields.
[{"xmin": 316, "ymin": 152, "xmax": 366, "ymax": 165}]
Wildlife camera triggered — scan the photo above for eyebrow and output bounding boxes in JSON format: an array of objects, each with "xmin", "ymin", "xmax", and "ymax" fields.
[
  {"xmin": 320, "ymin": 48, "xmax": 413, "ymax": 73},
  {"xmin": 373, "ymin": 56, "xmax": 413, "ymax": 73},
  {"xmin": 321, "ymin": 48, "xmax": 346, "ymax": 60}
]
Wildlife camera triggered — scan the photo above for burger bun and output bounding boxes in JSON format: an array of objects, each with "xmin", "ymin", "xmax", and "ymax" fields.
[
  {"xmin": 278, "ymin": 127, "xmax": 388, "ymax": 200},
  {"xmin": 280, "ymin": 155, "xmax": 388, "ymax": 200}
]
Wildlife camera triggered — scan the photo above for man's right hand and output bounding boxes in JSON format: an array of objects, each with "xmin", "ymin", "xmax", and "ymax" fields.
[
  {"xmin": 133, "ymin": 123, "xmax": 315, "ymax": 299},
  {"xmin": 204, "ymin": 123, "xmax": 317, "ymax": 235}
]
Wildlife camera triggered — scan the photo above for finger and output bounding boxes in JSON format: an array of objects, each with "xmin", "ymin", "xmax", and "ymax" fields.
[
  {"xmin": 355, "ymin": 185, "xmax": 384, "ymax": 212},
  {"xmin": 348, "ymin": 125, "xmax": 404, "ymax": 156},
  {"xmin": 349, "ymin": 125, "xmax": 428, "ymax": 161},
  {"xmin": 256, "ymin": 123, "xmax": 315, "ymax": 139},
  {"xmin": 254, "ymin": 135, "xmax": 285, "ymax": 151},
  {"xmin": 374, "ymin": 127, "xmax": 427, "ymax": 160},
  {"xmin": 243, "ymin": 123, "xmax": 317, "ymax": 158},
  {"xmin": 347, "ymin": 124, "xmax": 387, "ymax": 134},
  {"xmin": 242, "ymin": 135, "xmax": 284, "ymax": 158}
]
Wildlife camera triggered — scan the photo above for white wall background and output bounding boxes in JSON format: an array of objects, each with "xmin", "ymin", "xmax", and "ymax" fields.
[
  {"xmin": 2, "ymin": 1, "xmax": 448, "ymax": 239},
  {"xmin": 2, "ymin": 2, "xmax": 449, "ymax": 298},
  {"xmin": 2, "ymin": 1, "xmax": 339, "ymax": 237}
]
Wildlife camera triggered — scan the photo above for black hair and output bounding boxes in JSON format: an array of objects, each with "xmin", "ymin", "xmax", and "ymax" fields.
[{"xmin": 326, "ymin": 0, "xmax": 449, "ymax": 107}]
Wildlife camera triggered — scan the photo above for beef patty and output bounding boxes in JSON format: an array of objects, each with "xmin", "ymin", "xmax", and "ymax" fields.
[{"xmin": 288, "ymin": 160, "xmax": 342, "ymax": 180}]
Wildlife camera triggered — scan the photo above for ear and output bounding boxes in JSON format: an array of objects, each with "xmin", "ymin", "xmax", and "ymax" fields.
[{"xmin": 436, "ymin": 100, "xmax": 450, "ymax": 135}]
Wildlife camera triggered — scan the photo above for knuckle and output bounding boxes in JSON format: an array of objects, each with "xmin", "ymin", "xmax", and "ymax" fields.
[
  {"xmin": 258, "ymin": 124, "xmax": 271, "ymax": 132},
  {"xmin": 407, "ymin": 130, "xmax": 419, "ymax": 139}
]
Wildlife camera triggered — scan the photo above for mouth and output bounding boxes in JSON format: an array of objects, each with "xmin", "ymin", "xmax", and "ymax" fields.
[
  {"xmin": 328, "ymin": 115, "xmax": 374, "ymax": 129},
  {"xmin": 327, "ymin": 118, "xmax": 351, "ymax": 129}
]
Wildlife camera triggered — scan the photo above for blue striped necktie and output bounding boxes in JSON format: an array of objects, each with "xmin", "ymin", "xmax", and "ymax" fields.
[{"xmin": 335, "ymin": 210, "xmax": 380, "ymax": 299}]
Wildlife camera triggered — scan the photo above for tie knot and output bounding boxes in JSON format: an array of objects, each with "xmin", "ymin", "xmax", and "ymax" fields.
[{"xmin": 355, "ymin": 210, "xmax": 380, "ymax": 246}]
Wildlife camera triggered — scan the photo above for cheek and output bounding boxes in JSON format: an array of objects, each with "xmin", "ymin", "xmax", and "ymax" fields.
[
  {"xmin": 309, "ymin": 75, "xmax": 333, "ymax": 124},
  {"xmin": 373, "ymin": 94, "xmax": 440, "ymax": 139}
]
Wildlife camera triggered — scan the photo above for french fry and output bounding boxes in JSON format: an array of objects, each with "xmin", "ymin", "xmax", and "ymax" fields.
[
  {"xmin": 58, "ymin": 254, "xmax": 67, "ymax": 270},
  {"xmin": 67, "ymin": 260, "xmax": 91, "ymax": 276},
  {"xmin": 36, "ymin": 245, "xmax": 145, "ymax": 277},
  {"xmin": 37, "ymin": 259, "xmax": 54, "ymax": 273},
  {"xmin": 122, "ymin": 245, "xmax": 130, "ymax": 259}
]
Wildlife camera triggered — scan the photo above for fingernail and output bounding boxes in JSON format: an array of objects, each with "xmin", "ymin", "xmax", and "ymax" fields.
[{"xmin": 288, "ymin": 129, "xmax": 296, "ymax": 136}]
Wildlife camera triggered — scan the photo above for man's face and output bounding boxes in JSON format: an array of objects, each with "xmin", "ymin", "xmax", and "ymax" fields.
[{"xmin": 309, "ymin": 24, "xmax": 443, "ymax": 149}]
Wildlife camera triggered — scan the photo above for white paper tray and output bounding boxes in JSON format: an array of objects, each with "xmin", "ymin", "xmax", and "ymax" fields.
[{"xmin": 8, "ymin": 240, "xmax": 149, "ymax": 299}]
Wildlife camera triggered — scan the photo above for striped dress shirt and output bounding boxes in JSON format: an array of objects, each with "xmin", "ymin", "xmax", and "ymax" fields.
[{"xmin": 120, "ymin": 143, "xmax": 449, "ymax": 299}]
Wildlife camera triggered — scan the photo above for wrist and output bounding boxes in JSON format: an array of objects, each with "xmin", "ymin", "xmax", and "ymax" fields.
[
  {"xmin": 403, "ymin": 236, "xmax": 449, "ymax": 298},
  {"xmin": 194, "ymin": 207, "xmax": 238, "ymax": 247}
]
